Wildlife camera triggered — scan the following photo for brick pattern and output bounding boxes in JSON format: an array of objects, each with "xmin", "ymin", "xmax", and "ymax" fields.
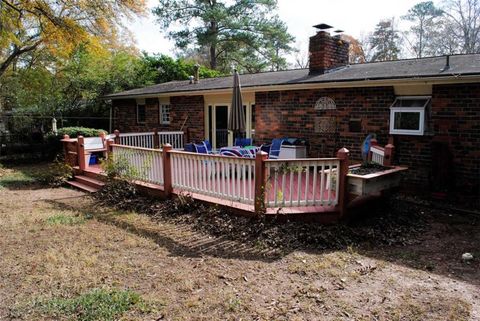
[
  {"xmin": 112, "ymin": 95, "xmax": 205, "ymax": 142},
  {"xmin": 309, "ymin": 31, "xmax": 349, "ymax": 74},
  {"xmin": 254, "ymin": 84, "xmax": 480, "ymax": 196}
]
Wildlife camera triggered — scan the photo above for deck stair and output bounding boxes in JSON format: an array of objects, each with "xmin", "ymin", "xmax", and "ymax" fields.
[{"xmin": 67, "ymin": 175, "xmax": 105, "ymax": 193}]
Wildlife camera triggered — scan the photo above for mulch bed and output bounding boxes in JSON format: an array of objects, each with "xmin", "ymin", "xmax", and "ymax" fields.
[
  {"xmin": 349, "ymin": 162, "xmax": 391, "ymax": 175},
  {"xmin": 94, "ymin": 180, "xmax": 428, "ymax": 252}
]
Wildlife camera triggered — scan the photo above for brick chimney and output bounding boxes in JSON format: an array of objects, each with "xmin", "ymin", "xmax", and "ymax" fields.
[{"xmin": 309, "ymin": 28, "xmax": 349, "ymax": 75}]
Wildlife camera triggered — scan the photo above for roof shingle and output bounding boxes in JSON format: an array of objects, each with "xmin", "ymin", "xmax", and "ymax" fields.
[{"xmin": 106, "ymin": 54, "xmax": 480, "ymax": 98}]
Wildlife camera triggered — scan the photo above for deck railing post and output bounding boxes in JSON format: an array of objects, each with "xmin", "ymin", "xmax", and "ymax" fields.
[
  {"xmin": 62, "ymin": 134, "xmax": 70, "ymax": 162},
  {"xmin": 162, "ymin": 144, "xmax": 173, "ymax": 198},
  {"xmin": 336, "ymin": 147, "xmax": 350, "ymax": 217},
  {"xmin": 384, "ymin": 143, "xmax": 395, "ymax": 166},
  {"xmin": 153, "ymin": 128, "xmax": 160, "ymax": 149},
  {"xmin": 61, "ymin": 134, "xmax": 75, "ymax": 167},
  {"xmin": 77, "ymin": 136, "xmax": 86, "ymax": 171},
  {"xmin": 254, "ymin": 151, "xmax": 268, "ymax": 214},
  {"xmin": 114, "ymin": 129, "xmax": 120, "ymax": 144}
]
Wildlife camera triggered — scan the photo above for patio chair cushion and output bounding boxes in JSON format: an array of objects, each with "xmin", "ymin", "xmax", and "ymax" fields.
[{"xmin": 220, "ymin": 150, "xmax": 239, "ymax": 157}]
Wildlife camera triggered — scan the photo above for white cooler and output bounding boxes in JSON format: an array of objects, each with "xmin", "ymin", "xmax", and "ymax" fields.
[{"xmin": 278, "ymin": 145, "xmax": 307, "ymax": 159}]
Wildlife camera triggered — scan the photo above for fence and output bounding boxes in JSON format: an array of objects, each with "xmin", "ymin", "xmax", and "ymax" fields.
[
  {"xmin": 117, "ymin": 131, "xmax": 184, "ymax": 150},
  {"xmin": 0, "ymin": 132, "xmax": 54, "ymax": 160},
  {"xmin": 170, "ymin": 151, "xmax": 255, "ymax": 204},
  {"xmin": 111, "ymin": 144, "xmax": 164, "ymax": 185},
  {"xmin": 264, "ymin": 159, "xmax": 340, "ymax": 208}
]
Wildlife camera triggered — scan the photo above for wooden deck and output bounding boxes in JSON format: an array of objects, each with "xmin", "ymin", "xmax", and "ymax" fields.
[{"xmin": 81, "ymin": 164, "xmax": 340, "ymax": 220}]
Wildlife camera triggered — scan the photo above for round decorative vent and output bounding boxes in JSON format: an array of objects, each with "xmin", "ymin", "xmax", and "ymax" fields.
[{"xmin": 314, "ymin": 97, "xmax": 336, "ymax": 110}]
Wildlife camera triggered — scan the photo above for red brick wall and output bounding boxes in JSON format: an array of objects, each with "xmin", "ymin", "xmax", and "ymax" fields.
[
  {"xmin": 254, "ymin": 84, "xmax": 480, "ymax": 196},
  {"xmin": 309, "ymin": 31, "xmax": 349, "ymax": 74},
  {"xmin": 112, "ymin": 95, "xmax": 205, "ymax": 142}
]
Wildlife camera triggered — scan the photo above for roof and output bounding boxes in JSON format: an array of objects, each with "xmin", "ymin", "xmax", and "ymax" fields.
[{"xmin": 105, "ymin": 54, "xmax": 480, "ymax": 99}]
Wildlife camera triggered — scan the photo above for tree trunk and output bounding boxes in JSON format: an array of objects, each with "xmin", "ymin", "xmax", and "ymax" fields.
[
  {"xmin": 209, "ymin": 20, "xmax": 218, "ymax": 70},
  {"xmin": 210, "ymin": 44, "xmax": 217, "ymax": 70},
  {"xmin": 0, "ymin": 42, "xmax": 40, "ymax": 78}
]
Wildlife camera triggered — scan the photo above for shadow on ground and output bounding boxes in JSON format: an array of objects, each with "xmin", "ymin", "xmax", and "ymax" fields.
[
  {"xmin": 45, "ymin": 190, "xmax": 480, "ymax": 289},
  {"xmin": 46, "ymin": 198, "xmax": 285, "ymax": 263}
]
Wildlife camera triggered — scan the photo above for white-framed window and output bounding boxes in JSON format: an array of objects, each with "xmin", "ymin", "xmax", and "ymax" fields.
[
  {"xmin": 159, "ymin": 104, "xmax": 170, "ymax": 124},
  {"xmin": 136, "ymin": 103, "xmax": 146, "ymax": 124},
  {"xmin": 389, "ymin": 96, "xmax": 430, "ymax": 136}
]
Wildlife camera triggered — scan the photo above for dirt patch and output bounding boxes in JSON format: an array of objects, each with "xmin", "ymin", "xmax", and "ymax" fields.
[
  {"xmin": 0, "ymin": 165, "xmax": 479, "ymax": 320},
  {"xmin": 94, "ymin": 180, "xmax": 427, "ymax": 253}
]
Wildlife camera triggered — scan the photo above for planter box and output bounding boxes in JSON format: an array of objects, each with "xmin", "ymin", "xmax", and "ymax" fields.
[{"xmin": 347, "ymin": 165, "xmax": 408, "ymax": 196}]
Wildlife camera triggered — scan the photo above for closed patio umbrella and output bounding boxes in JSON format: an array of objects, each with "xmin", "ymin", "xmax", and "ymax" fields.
[{"xmin": 228, "ymin": 69, "xmax": 246, "ymax": 139}]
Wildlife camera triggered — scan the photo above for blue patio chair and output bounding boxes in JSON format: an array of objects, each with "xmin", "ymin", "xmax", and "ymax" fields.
[
  {"xmin": 268, "ymin": 138, "xmax": 285, "ymax": 159},
  {"xmin": 203, "ymin": 140, "xmax": 213, "ymax": 153},
  {"xmin": 234, "ymin": 137, "xmax": 253, "ymax": 147},
  {"xmin": 184, "ymin": 143, "xmax": 195, "ymax": 152},
  {"xmin": 260, "ymin": 143, "xmax": 271, "ymax": 154},
  {"xmin": 194, "ymin": 142, "xmax": 209, "ymax": 154}
]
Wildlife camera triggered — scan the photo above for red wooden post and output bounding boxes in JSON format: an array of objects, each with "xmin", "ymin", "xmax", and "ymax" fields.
[
  {"xmin": 384, "ymin": 143, "xmax": 395, "ymax": 166},
  {"xmin": 336, "ymin": 147, "xmax": 350, "ymax": 217},
  {"xmin": 153, "ymin": 128, "xmax": 160, "ymax": 149},
  {"xmin": 254, "ymin": 151, "xmax": 268, "ymax": 215},
  {"xmin": 368, "ymin": 138, "xmax": 378, "ymax": 162},
  {"xmin": 114, "ymin": 129, "xmax": 120, "ymax": 144},
  {"xmin": 162, "ymin": 144, "xmax": 173, "ymax": 198},
  {"xmin": 77, "ymin": 136, "xmax": 86, "ymax": 171},
  {"xmin": 62, "ymin": 134, "xmax": 70, "ymax": 161}
]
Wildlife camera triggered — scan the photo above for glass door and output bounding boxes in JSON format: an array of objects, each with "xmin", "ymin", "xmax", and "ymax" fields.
[{"xmin": 215, "ymin": 105, "xmax": 229, "ymax": 149}]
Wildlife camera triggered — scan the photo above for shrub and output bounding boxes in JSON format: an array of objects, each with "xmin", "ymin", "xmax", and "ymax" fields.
[
  {"xmin": 34, "ymin": 157, "xmax": 73, "ymax": 187},
  {"xmin": 55, "ymin": 127, "xmax": 107, "ymax": 138},
  {"xmin": 100, "ymin": 153, "xmax": 141, "ymax": 181}
]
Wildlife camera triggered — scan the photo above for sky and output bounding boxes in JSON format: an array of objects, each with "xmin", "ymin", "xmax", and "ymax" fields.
[{"xmin": 129, "ymin": 0, "xmax": 432, "ymax": 63}]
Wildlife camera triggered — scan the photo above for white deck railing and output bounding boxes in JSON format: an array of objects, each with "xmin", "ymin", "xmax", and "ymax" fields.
[
  {"xmin": 111, "ymin": 144, "xmax": 164, "ymax": 185},
  {"xmin": 170, "ymin": 151, "xmax": 255, "ymax": 204},
  {"xmin": 158, "ymin": 131, "xmax": 184, "ymax": 149},
  {"xmin": 118, "ymin": 131, "xmax": 184, "ymax": 149},
  {"xmin": 370, "ymin": 146, "xmax": 385, "ymax": 165},
  {"xmin": 264, "ymin": 159, "xmax": 340, "ymax": 208},
  {"xmin": 119, "ymin": 132, "xmax": 155, "ymax": 149}
]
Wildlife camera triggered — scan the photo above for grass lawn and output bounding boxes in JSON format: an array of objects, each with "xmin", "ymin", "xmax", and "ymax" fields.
[{"xmin": 0, "ymin": 164, "xmax": 479, "ymax": 320}]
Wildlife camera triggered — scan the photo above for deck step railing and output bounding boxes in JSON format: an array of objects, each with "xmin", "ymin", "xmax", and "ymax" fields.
[
  {"xmin": 170, "ymin": 151, "xmax": 255, "ymax": 204},
  {"xmin": 370, "ymin": 146, "xmax": 384, "ymax": 165},
  {"xmin": 264, "ymin": 159, "xmax": 340, "ymax": 208},
  {"xmin": 111, "ymin": 144, "xmax": 164, "ymax": 185},
  {"xmin": 118, "ymin": 131, "xmax": 184, "ymax": 149}
]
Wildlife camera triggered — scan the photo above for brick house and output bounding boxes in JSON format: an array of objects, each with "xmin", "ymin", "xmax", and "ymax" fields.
[{"xmin": 106, "ymin": 26, "xmax": 480, "ymax": 197}]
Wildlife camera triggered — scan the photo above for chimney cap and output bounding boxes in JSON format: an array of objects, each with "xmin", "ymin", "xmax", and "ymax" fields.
[
  {"xmin": 334, "ymin": 29, "xmax": 344, "ymax": 34},
  {"xmin": 313, "ymin": 23, "xmax": 333, "ymax": 30}
]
